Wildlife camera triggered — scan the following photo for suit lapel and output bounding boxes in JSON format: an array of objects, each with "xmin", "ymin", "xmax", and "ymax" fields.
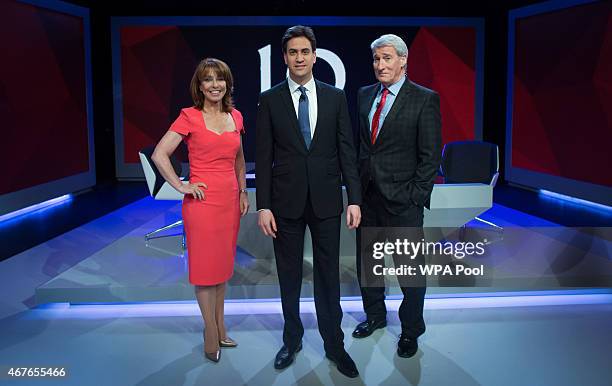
[
  {"xmin": 278, "ymin": 80, "xmax": 308, "ymax": 149},
  {"xmin": 360, "ymin": 84, "xmax": 379, "ymax": 149},
  {"xmin": 309, "ymin": 80, "xmax": 324, "ymax": 151},
  {"xmin": 375, "ymin": 80, "xmax": 414, "ymax": 145}
]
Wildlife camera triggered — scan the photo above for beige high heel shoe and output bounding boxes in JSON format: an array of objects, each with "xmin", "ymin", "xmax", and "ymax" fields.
[{"xmin": 219, "ymin": 336, "xmax": 238, "ymax": 348}]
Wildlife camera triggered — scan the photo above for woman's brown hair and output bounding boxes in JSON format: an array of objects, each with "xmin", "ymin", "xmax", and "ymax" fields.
[{"xmin": 190, "ymin": 58, "xmax": 234, "ymax": 112}]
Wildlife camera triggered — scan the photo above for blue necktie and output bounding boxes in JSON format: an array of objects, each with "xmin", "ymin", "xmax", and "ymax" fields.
[{"xmin": 298, "ymin": 86, "xmax": 311, "ymax": 149}]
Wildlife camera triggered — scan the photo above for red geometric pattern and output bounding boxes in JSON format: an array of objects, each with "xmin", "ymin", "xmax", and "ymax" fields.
[
  {"xmin": 119, "ymin": 24, "xmax": 479, "ymax": 167},
  {"xmin": 511, "ymin": 1, "xmax": 612, "ymax": 187},
  {"xmin": 0, "ymin": 1, "xmax": 89, "ymax": 195},
  {"xmin": 121, "ymin": 26, "xmax": 196, "ymax": 163},
  {"xmin": 409, "ymin": 26, "xmax": 476, "ymax": 145}
]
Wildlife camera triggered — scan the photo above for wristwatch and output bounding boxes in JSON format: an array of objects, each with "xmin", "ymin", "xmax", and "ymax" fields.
[{"xmin": 239, "ymin": 188, "xmax": 248, "ymax": 193}]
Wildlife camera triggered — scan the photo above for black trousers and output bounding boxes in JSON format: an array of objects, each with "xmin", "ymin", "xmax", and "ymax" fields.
[
  {"xmin": 356, "ymin": 185, "xmax": 427, "ymax": 339},
  {"xmin": 273, "ymin": 195, "xmax": 344, "ymax": 354}
]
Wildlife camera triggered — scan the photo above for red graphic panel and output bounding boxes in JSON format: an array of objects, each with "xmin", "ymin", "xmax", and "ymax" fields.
[
  {"xmin": 511, "ymin": 1, "xmax": 612, "ymax": 187},
  {"xmin": 409, "ymin": 26, "xmax": 476, "ymax": 144},
  {"xmin": 121, "ymin": 26, "xmax": 196, "ymax": 163},
  {"xmin": 0, "ymin": 1, "xmax": 89, "ymax": 195}
]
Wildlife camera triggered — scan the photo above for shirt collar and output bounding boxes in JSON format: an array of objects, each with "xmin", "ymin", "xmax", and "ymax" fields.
[
  {"xmin": 380, "ymin": 75, "xmax": 406, "ymax": 96},
  {"xmin": 288, "ymin": 76, "xmax": 315, "ymax": 94}
]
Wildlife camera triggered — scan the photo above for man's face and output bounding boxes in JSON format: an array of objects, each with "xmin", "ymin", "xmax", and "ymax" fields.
[
  {"xmin": 372, "ymin": 45, "xmax": 406, "ymax": 87},
  {"xmin": 284, "ymin": 36, "xmax": 316, "ymax": 84}
]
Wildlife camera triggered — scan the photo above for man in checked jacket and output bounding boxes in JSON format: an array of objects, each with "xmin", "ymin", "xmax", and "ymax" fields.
[{"xmin": 353, "ymin": 33, "xmax": 442, "ymax": 359}]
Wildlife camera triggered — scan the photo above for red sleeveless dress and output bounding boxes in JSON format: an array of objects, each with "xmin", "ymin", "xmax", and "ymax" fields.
[{"xmin": 169, "ymin": 107, "xmax": 244, "ymax": 285}]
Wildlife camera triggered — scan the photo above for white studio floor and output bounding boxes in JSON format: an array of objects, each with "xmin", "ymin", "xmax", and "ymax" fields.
[{"xmin": 0, "ymin": 196, "xmax": 611, "ymax": 386}]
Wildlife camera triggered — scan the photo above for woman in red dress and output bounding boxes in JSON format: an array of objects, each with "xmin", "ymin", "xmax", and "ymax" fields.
[{"xmin": 152, "ymin": 58, "xmax": 249, "ymax": 362}]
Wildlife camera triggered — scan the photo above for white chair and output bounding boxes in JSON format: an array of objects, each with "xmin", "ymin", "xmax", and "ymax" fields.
[
  {"xmin": 440, "ymin": 140, "xmax": 503, "ymax": 232},
  {"xmin": 139, "ymin": 146, "xmax": 187, "ymax": 249}
]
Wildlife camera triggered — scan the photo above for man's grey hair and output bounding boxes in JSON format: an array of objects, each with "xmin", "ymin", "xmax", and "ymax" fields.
[{"xmin": 370, "ymin": 34, "xmax": 408, "ymax": 57}]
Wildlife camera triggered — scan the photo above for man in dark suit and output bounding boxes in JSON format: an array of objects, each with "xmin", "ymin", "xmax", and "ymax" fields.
[
  {"xmin": 352, "ymin": 34, "xmax": 442, "ymax": 358},
  {"xmin": 255, "ymin": 25, "xmax": 362, "ymax": 378}
]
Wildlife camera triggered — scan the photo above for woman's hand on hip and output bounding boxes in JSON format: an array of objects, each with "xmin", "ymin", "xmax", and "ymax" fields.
[{"xmin": 179, "ymin": 182, "xmax": 208, "ymax": 201}]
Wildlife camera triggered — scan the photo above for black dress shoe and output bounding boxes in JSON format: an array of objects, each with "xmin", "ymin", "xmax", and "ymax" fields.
[
  {"xmin": 397, "ymin": 334, "xmax": 418, "ymax": 358},
  {"xmin": 274, "ymin": 342, "xmax": 302, "ymax": 369},
  {"xmin": 352, "ymin": 319, "xmax": 387, "ymax": 338},
  {"xmin": 326, "ymin": 349, "xmax": 359, "ymax": 378}
]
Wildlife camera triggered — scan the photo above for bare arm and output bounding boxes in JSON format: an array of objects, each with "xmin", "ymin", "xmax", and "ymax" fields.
[
  {"xmin": 235, "ymin": 137, "xmax": 250, "ymax": 216},
  {"xmin": 151, "ymin": 130, "xmax": 207, "ymax": 200},
  {"xmin": 235, "ymin": 137, "xmax": 246, "ymax": 191},
  {"xmin": 151, "ymin": 131, "xmax": 184, "ymax": 191}
]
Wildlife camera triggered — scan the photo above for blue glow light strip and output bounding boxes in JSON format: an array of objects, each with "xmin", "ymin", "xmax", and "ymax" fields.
[
  {"xmin": 0, "ymin": 194, "xmax": 72, "ymax": 223},
  {"xmin": 32, "ymin": 293, "xmax": 612, "ymax": 319},
  {"xmin": 539, "ymin": 189, "xmax": 612, "ymax": 212}
]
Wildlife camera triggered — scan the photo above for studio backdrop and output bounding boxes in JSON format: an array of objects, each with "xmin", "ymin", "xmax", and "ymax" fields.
[
  {"xmin": 0, "ymin": 0, "xmax": 95, "ymax": 216},
  {"xmin": 506, "ymin": 0, "xmax": 612, "ymax": 205},
  {"xmin": 111, "ymin": 16, "xmax": 484, "ymax": 179}
]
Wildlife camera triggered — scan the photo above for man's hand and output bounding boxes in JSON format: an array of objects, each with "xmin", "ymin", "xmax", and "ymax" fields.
[
  {"xmin": 346, "ymin": 204, "xmax": 361, "ymax": 229},
  {"xmin": 258, "ymin": 209, "xmax": 277, "ymax": 238}
]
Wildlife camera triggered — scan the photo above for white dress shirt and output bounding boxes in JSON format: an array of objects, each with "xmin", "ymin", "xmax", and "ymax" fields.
[{"xmin": 287, "ymin": 76, "xmax": 318, "ymax": 139}]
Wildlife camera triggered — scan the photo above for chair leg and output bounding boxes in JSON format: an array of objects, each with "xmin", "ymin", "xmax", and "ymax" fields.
[
  {"xmin": 145, "ymin": 220, "xmax": 183, "ymax": 241},
  {"xmin": 474, "ymin": 216, "xmax": 503, "ymax": 230}
]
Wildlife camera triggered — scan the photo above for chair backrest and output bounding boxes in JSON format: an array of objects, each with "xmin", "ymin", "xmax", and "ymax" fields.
[
  {"xmin": 440, "ymin": 140, "xmax": 499, "ymax": 186},
  {"xmin": 139, "ymin": 146, "xmax": 183, "ymax": 198}
]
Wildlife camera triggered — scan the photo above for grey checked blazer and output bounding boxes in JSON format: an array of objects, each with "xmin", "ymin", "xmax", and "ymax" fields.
[{"xmin": 357, "ymin": 79, "xmax": 442, "ymax": 213}]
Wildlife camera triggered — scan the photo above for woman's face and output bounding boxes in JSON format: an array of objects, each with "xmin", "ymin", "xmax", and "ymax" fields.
[{"xmin": 199, "ymin": 70, "xmax": 226, "ymax": 104}]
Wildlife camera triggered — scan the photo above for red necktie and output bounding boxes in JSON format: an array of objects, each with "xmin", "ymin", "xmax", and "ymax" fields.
[{"xmin": 371, "ymin": 88, "xmax": 389, "ymax": 144}]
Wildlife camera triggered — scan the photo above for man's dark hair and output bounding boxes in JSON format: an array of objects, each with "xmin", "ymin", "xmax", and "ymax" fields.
[{"xmin": 281, "ymin": 25, "xmax": 316, "ymax": 53}]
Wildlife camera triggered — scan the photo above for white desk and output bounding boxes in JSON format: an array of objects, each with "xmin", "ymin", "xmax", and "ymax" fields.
[{"xmin": 238, "ymin": 184, "xmax": 493, "ymax": 259}]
